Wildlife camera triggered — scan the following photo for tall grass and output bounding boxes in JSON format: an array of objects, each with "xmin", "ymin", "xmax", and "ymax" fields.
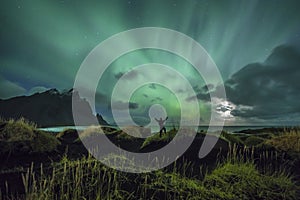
[
  {"xmin": 0, "ymin": 118, "xmax": 36, "ymax": 142},
  {"xmin": 0, "ymin": 118, "xmax": 60, "ymax": 154},
  {"xmin": 1, "ymin": 125, "xmax": 299, "ymax": 199},
  {"xmin": 265, "ymin": 129, "xmax": 300, "ymax": 153},
  {"xmin": 220, "ymin": 131, "xmax": 243, "ymax": 145},
  {"xmin": 9, "ymin": 146, "xmax": 297, "ymax": 200}
]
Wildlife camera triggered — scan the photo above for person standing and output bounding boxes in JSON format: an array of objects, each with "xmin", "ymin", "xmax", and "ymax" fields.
[{"xmin": 155, "ymin": 116, "xmax": 168, "ymax": 137}]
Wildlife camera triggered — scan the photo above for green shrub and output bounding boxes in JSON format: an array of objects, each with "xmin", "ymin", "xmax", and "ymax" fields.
[
  {"xmin": 204, "ymin": 161, "xmax": 297, "ymax": 200},
  {"xmin": 0, "ymin": 118, "xmax": 60, "ymax": 154},
  {"xmin": 148, "ymin": 171, "xmax": 235, "ymax": 199},
  {"xmin": 0, "ymin": 118, "xmax": 36, "ymax": 142},
  {"xmin": 31, "ymin": 130, "xmax": 60, "ymax": 153},
  {"xmin": 77, "ymin": 125, "xmax": 105, "ymax": 139},
  {"xmin": 221, "ymin": 131, "xmax": 244, "ymax": 145},
  {"xmin": 244, "ymin": 136, "xmax": 265, "ymax": 147},
  {"xmin": 255, "ymin": 133, "xmax": 273, "ymax": 139},
  {"xmin": 0, "ymin": 140, "xmax": 32, "ymax": 154},
  {"xmin": 265, "ymin": 130, "xmax": 300, "ymax": 153},
  {"xmin": 56, "ymin": 128, "xmax": 79, "ymax": 144}
]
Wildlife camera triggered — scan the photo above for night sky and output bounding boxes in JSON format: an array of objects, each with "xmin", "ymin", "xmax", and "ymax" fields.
[{"xmin": 1, "ymin": 0, "xmax": 300, "ymax": 125}]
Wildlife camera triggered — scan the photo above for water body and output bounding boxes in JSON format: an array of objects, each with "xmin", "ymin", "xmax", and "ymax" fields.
[
  {"xmin": 39, "ymin": 125, "xmax": 283, "ymax": 133},
  {"xmin": 198, "ymin": 126, "xmax": 282, "ymax": 133},
  {"xmin": 39, "ymin": 126, "xmax": 89, "ymax": 132}
]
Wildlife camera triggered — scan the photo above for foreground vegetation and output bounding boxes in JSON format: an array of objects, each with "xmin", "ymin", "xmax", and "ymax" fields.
[
  {"xmin": 0, "ymin": 118, "xmax": 299, "ymax": 199},
  {"xmin": 0, "ymin": 118, "xmax": 60, "ymax": 155},
  {"xmin": 14, "ymin": 155, "xmax": 296, "ymax": 200}
]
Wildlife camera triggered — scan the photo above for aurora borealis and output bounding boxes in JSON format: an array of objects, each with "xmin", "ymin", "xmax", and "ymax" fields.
[{"xmin": 1, "ymin": 0, "xmax": 300, "ymax": 125}]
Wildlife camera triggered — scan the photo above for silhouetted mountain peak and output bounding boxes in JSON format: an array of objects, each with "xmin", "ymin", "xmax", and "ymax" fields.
[
  {"xmin": 0, "ymin": 88, "xmax": 109, "ymax": 127},
  {"xmin": 46, "ymin": 88, "xmax": 59, "ymax": 95}
]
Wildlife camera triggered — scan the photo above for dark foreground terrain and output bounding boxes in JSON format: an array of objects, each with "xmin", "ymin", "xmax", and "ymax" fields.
[{"xmin": 0, "ymin": 118, "xmax": 299, "ymax": 199}]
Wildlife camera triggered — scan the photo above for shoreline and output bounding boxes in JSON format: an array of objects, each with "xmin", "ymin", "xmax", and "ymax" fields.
[{"xmin": 39, "ymin": 125, "xmax": 299, "ymax": 134}]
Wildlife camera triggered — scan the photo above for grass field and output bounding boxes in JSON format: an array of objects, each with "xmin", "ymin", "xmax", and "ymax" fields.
[{"xmin": 0, "ymin": 118, "xmax": 299, "ymax": 199}]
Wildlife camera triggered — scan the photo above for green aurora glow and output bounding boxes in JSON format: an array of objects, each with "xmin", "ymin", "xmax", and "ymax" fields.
[{"xmin": 1, "ymin": 0, "xmax": 300, "ymax": 125}]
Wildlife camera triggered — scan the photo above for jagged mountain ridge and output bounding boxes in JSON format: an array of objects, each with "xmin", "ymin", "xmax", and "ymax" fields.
[{"xmin": 0, "ymin": 88, "xmax": 108, "ymax": 127}]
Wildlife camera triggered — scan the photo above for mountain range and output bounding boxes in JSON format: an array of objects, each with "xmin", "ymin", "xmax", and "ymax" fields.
[{"xmin": 0, "ymin": 88, "xmax": 109, "ymax": 127}]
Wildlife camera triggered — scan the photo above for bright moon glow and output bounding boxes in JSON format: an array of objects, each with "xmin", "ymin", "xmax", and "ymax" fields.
[{"xmin": 1, "ymin": 1, "xmax": 300, "ymax": 125}]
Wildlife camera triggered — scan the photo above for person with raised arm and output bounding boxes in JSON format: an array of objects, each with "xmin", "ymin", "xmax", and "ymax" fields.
[{"xmin": 155, "ymin": 116, "xmax": 168, "ymax": 137}]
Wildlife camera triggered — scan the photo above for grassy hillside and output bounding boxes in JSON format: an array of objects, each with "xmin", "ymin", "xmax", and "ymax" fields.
[
  {"xmin": 0, "ymin": 119, "xmax": 299, "ymax": 199},
  {"xmin": 0, "ymin": 118, "xmax": 60, "ymax": 155},
  {"xmin": 15, "ymin": 155, "xmax": 298, "ymax": 200}
]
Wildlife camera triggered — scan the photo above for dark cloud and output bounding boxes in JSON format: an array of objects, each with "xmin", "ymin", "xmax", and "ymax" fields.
[
  {"xmin": 149, "ymin": 83, "xmax": 156, "ymax": 90},
  {"xmin": 96, "ymin": 92, "xmax": 109, "ymax": 104},
  {"xmin": 114, "ymin": 72, "xmax": 123, "ymax": 79},
  {"xmin": 192, "ymin": 85, "xmax": 199, "ymax": 92},
  {"xmin": 114, "ymin": 70, "xmax": 138, "ymax": 80},
  {"xmin": 129, "ymin": 102, "xmax": 139, "ymax": 109},
  {"xmin": 225, "ymin": 45, "xmax": 300, "ymax": 120},
  {"xmin": 176, "ymin": 89, "xmax": 185, "ymax": 93},
  {"xmin": 186, "ymin": 92, "xmax": 210, "ymax": 102},
  {"xmin": 216, "ymin": 104, "xmax": 233, "ymax": 113},
  {"xmin": 186, "ymin": 83, "xmax": 217, "ymax": 102},
  {"xmin": 186, "ymin": 84, "xmax": 213, "ymax": 102},
  {"xmin": 201, "ymin": 84, "xmax": 214, "ymax": 92},
  {"xmin": 0, "ymin": 76, "xmax": 26, "ymax": 99},
  {"xmin": 150, "ymin": 97, "xmax": 163, "ymax": 102},
  {"xmin": 109, "ymin": 100, "xmax": 139, "ymax": 110}
]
